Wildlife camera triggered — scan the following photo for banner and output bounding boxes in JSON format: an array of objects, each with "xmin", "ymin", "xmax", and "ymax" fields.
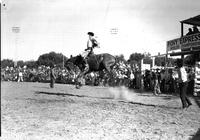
[
  {"xmin": 167, "ymin": 33, "xmax": 200, "ymax": 52},
  {"xmin": 141, "ymin": 64, "xmax": 151, "ymax": 71}
]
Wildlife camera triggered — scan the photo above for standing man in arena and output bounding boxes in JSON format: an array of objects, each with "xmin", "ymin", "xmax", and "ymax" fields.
[
  {"xmin": 50, "ymin": 65, "xmax": 56, "ymax": 88},
  {"xmin": 176, "ymin": 59, "xmax": 192, "ymax": 109}
]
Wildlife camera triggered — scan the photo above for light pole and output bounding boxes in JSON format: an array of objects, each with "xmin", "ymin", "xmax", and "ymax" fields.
[
  {"xmin": 63, "ymin": 53, "xmax": 64, "ymax": 69},
  {"xmin": 62, "ymin": 32, "xmax": 65, "ymax": 69},
  {"xmin": 12, "ymin": 26, "xmax": 20, "ymax": 67}
]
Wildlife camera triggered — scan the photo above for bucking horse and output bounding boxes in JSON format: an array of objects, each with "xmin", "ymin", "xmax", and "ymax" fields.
[{"xmin": 65, "ymin": 53, "xmax": 116, "ymax": 88}]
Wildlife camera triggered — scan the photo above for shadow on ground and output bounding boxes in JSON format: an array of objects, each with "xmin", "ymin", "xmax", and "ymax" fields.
[
  {"xmin": 119, "ymin": 101, "xmax": 180, "ymax": 110},
  {"xmin": 33, "ymin": 86, "xmax": 50, "ymax": 89},
  {"xmin": 138, "ymin": 93, "xmax": 179, "ymax": 100},
  {"xmin": 35, "ymin": 91, "xmax": 85, "ymax": 98},
  {"xmin": 35, "ymin": 91, "xmax": 113, "ymax": 100},
  {"xmin": 191, "ymin": 128, "xmax": 200, "ymax": 140},
  {"xmin": 34, "ymin": 91, "xmax": 181, "ymax": 109},
  {"xmin": 193, "ymin": 96, "xmax": 200, "ymax": 108}
]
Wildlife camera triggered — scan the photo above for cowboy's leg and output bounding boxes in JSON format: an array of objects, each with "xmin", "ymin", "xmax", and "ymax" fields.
[
  {"xmin": 157, "ymin": 83, "xmax": 161, "ymax": 94},
  {"xmin": 182, "ymin": 82, "xmax": 190, "ymax": 106},
  {"xmin": 154, "ymin": 80, "xmax": 158, "ymax": 95},
  {"xmin": 184, "ymin": 82, "xmax": 192, "ymax": 106},
  {"xmin": 179, "ymin": 83, "xmax": 187, "ymax": 108},
  {"xmin": 81, "ymin": 50, "xmax": 90, "ymax": 59},
  {"xmin": 76, "ymin": 59, "xmax": 90, "ymax": 87},
  {"xmin": 50, "ymin": 79, "xmax": 54, "ymax": 88},
  {"xmin": 53, "ymin": 78, "xmax": 55, "ymax": 88},
  {"xmin": 80, "ymin": 59, "xmax": 89, "ymax": 77},
  {"xmin": 50, "ymin": 79, "xmax": 52, "ymax": 88},
  {"xmin": 156, "ymin": 80, "xmax": 161, "ymax": 94}
]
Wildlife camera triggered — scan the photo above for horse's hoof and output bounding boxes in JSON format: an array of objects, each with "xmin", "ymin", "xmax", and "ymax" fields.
[
  {"xmin": 79, "ymin": 83, "xmax": 82, "ymax": 87},
  {"xmin": 76, "ymin": 85, "xmax": 80, "ymax": 89}
]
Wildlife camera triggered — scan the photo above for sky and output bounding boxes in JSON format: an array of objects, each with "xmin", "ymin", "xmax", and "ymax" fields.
[{"xmin": 1, "ymin": 0, "xmax": 200, "ymax": 61}]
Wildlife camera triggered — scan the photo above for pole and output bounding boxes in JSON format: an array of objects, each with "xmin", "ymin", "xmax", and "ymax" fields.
[
  {"xmin": 12, "ymin": 27, "xmax": 20, "ymax": 67},
  {"xmin": 62, "ymin": 32, "xmax": 64, "ymax": 69},
  {"xmin": 165, "ymin": 42, "xmax": 168, "ymax": 69},
  {"xmin": 63, "ymin": 54, "xmax": 64, "ymax": 69},
  {"xmin": 152, "ymin": 57, "xmax": 155, "ymax": 68},
  {"xmin": 181, "ymin": 22, "xmax": 184, "ymax": 37},
  {"xmin": 140, "ymin": 59, "xmax": 144, "ymax": 92}
]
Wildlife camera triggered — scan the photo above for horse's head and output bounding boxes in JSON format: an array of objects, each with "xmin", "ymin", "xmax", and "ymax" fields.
[
  {"xmin": 65, "ymin": 60, "xmax": 73, "ymax": 71},
  {"xmin": 65, "ymin": 55, "xmax": 86, "ymax": 72},
  {"xmin": 65, "ymin": 56, "xmax": 77, "ymax": 71},
  {"xmin": 74, "ymin": 55, "xmax": 87, "ymax": 71}
]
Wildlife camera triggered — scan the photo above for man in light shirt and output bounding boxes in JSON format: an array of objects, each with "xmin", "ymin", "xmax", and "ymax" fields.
[
  {"xmin": 177, "ymin": 59, "xmax": 192, "ymax": 109},
  {"xmin": 18, "ymin": 70, "xmax": 23, "ymax": 82},
  {"xmin": 82, "ymin": 32, "xmax": 99, "ymax": 59}
]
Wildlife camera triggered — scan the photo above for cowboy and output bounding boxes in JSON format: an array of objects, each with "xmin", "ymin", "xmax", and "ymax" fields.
[
  {"xmin": 80, "ymin": 32, "xmax": 100, "ymax": 73},
  {"xmin": 176, "ymin": 59, "xmax": 192, "ymax": 109},
  {"xmin": 82, "ymin": 32, "xmax": 99, "ymax": 58},
  {"xmin": 50, "ymin": 65, "xmax": 56, "ymax": 88},
  {"xmin": 153, "ymin": 69, "xmax": 161, "ymax": 95},
  {"xmin": 17, "ymin": 70, "xmax": 23, "ymax": 82}
]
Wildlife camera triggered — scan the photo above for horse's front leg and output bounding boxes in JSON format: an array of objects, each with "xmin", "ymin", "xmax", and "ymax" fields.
[
  {"xmin": 74, "ymin": 75, "xmax": 80, "ymax": 89},
  {"xmin": 75, "ymin": 73, "xmax": 83, "ymax": 89},
  {"xmin": 75, "ymin": 64, "xmax": 90, "ymax": 89}
]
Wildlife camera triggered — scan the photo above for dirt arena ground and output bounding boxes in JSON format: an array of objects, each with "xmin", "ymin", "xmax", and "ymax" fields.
[{"xmin": 1, "ymin": 81, "xmax": 200, "ymax": 140}]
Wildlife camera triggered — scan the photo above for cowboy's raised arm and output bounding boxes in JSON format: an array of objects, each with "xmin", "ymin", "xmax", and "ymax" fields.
[{"xmin": 93, "ymin": 39, "xmax": 100, "ymax": 48}]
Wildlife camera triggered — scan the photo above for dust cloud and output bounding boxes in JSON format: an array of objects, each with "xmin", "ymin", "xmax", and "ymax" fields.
[{"xmin": 108, "ymin": 86, "xmax": 138, "ymax": 102}]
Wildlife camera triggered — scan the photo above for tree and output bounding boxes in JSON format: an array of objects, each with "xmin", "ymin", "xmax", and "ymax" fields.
[
  {"xmin": 1, "ymin": 59, "xmax": 14, "ymax": 68},
  {"xmin": 128, "ymin": 53, "xmax": 144, "ymax": 63},
  {"xmin": 17, "ymin": 60, "xmax": 25, "ymax": 67},
  {"xmin": 143, "ymin": 56, "xmax": 152, "ymax": 65},
  {"xmin": 155, "ymin": 56, "xmax": 165, "ymax": 66},
  {"xmin": 115, "ymin": 54, "xmax": 126, "ymax": 63},
  {"xmin": 25, "ymin": 60, "xmax": 37, "ymax": 68},
  {"xmin": 37, "ymin": 51, "xmax": 68, "ymax": 67},
  {"xmin": 128, "ymin": 52, "xmax": 152, "ymax": 64}
]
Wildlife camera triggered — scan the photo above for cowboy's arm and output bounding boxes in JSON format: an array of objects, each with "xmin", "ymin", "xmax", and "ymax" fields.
[
  {"xmin": 93, "ymin": 39, "xmax": 100, "ymax": 48},
  {"xmin": 96, "ymin": 42, "xmax": 100, "ymax": 48}
]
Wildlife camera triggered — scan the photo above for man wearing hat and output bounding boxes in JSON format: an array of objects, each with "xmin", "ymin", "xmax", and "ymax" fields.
[
  {"xmin": 176, "ymin": 59, "xmax": 192, "ymax": 109},
  {"xmin": 50, "ymin": 64, "xmax": 56, "ymax": 88},
  {"xmin": 192, "ymin": 26, "xmax": 199, "ymax": 34},
  {"xmin": 82, "ymin": 32, "xmax": 99, "ymax": 58}
]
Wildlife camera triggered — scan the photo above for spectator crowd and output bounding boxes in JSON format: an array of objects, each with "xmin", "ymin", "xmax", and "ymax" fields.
[{"xmin": 1, "ymin": 60, "xmax": 195, "ymax": 96}]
